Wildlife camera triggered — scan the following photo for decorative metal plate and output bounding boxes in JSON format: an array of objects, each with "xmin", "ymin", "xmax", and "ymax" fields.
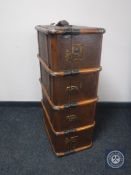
[
  {"xmin": 65, "ymin": 136, "xmax": 78, "ymax": 150},
  {"xmin": 65, "ymin": 44, "xmax": 84, "ymax": 62},
  {"xmin": 65, "ymin": 114, "xmax": 79, "ymax": 122}
]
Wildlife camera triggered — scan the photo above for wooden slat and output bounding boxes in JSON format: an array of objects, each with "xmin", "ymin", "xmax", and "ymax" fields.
[{"xmin": 38, "ymin": 55, "xmax": 102, "ymax": 77}]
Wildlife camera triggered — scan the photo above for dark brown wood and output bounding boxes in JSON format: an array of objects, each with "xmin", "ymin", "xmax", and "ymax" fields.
[
  {"xmin": 41, "ymin": 92, "xmax": 96, "ymax": 131},
  {"xmin": 40, "ymin": 63, "xmax": 100, "ymax": 106},
  {"xmin": 37, "ymin": 32, "xmax": 104, "ymax": 71},
  {"xmin": 38, "ymin": 55, "xmax": 102, "ymax": 76},
  {"xmin": 40, "ymin": 80, "xmax": 97, "ymax": 109},
  {"xmin": 35, "ymin": 25, "xmax": 105, "ymax": 35},
  {"xmin": 42, "ymin": 101, "xmax": 95, "ymax": 156},
  {"xmin": 36, "ymin": 22, "xmax": 105, "ymax": 156}
]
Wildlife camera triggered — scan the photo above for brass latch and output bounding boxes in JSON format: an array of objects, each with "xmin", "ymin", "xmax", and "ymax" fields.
[
  {"xmin": 65, "ymin": 136, "xmax": 78, "ymax": 150},
  {"xmin": 65, "ymin": 114, "xmax": 79, "ymax": 122},
  {"xmin": 65, "ymin": 49, "xmax": 72, "ymax": 61},
  {"xmin": 66, "ymin": 85, "xmax": 79, "ymax": 92}
]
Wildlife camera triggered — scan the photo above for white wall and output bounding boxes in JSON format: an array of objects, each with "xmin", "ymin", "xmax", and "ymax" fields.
[{"xmin": 0, "ymin": 0, "xmax": 131, "ymax": 102}]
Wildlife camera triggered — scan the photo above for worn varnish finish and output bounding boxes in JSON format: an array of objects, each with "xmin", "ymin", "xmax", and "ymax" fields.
[
  {"xmin": 36, "ymin": 21, "xmax": 105, "ymax": 156},
  {"xmin": 40, "ymin": 64, "xmax": 100, "ymax": 105},
  {"xmin": 38, "ymin": 32, "xmax": 103, "ymax": 71},
  {"xmin": 42, "ymin": 101, "xmax": 95, "ymax": 156},
  {"xmin": 41, "ymin": 91, "xmax": 96, "ymax": 132}
]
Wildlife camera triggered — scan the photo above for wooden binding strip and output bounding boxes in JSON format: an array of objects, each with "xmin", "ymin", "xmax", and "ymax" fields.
[
  {"xmin": 41, "ymin": 100, "xmax": 95, "ymax": 135},
  {"xmin": 35, "ymin": 25, "xmax": 105, "ymax": 35},
  {"xmin": 40, "ymin": 80, "xmax": 98, "ymax": 110},
  {"xmin": 38, "ymin": 55, "xmax": 102, "ymax": 76}
]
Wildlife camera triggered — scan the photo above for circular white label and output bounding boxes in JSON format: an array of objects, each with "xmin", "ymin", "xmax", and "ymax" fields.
[{"xmin": 107, "ymin": 150, "xmax": 124, "ymax": 168}]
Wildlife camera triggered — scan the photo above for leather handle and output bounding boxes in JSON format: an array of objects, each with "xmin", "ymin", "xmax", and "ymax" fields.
[{"xmin": 56, "ymin": 20, "xmax": 69, "ymax": 26}]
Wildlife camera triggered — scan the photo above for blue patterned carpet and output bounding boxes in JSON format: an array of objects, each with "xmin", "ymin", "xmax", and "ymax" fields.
[{"xmin": 0, "ymin": 103, "xmax": 131, "ymax": 175}]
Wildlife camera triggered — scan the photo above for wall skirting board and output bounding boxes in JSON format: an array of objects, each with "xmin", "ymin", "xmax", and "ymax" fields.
[
  {"xmin": 0, "ymin": 102, "xmax": 41, "ymax": 107},
  {"xmin": 0, "ymin": 102, "xmax": 131, "ymax": 108}
]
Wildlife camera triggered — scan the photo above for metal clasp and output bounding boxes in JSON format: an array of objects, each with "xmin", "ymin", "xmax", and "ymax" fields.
[
  {"xmin": 66, "ymin": 85, "xmax": 79, "ymax": 92},
  {"xmin": 65, "ymin": 136, "xmax": 78, "ymax": 144},
  {"xmin": 65, "ymin": 114, "xmax": 79, "ymax": 122}
]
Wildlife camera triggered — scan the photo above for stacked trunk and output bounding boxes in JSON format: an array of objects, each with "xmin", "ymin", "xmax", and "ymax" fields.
[{"xmin": 36, "ymin": 22, "xmax": 105, "ymax": 156}]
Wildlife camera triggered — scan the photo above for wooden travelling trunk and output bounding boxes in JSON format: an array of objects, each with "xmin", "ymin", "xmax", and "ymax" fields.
[{"xmin": 35, "ymin": 20, "xmax": 105, "ymax": 156}]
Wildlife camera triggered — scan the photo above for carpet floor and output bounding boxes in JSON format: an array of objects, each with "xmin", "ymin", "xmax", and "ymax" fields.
[{"xmin": 0, "ymin": 104, "xmax": 131, "ymax": 175}]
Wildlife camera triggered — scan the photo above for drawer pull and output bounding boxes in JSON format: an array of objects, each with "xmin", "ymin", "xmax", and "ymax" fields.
[
  {"xmin": 65, "ymin": 136, "xmax": 78, "ymax": 150},
  {"xmin": 65, "ymin": 49, "xmax": 72, "ymax": 61},
  {"xmin": 66, "ymin": 114, "xmax": 79, "ymax": 122},
  {"xmin": 66, "ymin": 85, "xmax": 79, "ymax": 92},
  {"xmin": 65, "ymin": 136, "xmax": 78, "ymax": 144}
]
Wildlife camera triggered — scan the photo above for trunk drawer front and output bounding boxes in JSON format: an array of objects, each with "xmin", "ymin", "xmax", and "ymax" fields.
[
  {"xmin": 43, "ymin": 107, "xmax": 94, "ymax": 156},
  {"xmin": 70, "ymin": 72, "xmax": 99, "ymax": 103},
  {"xmin": 42, "ymin": 95, "xmax": 96, "ymax": 132},
  {"xmin": 41, "ymin": 70, "xmax": 99, "ymax": 105},
  {"xmin": 49, "ymin": 33, "xmax": 103, "ymax": 71}
]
